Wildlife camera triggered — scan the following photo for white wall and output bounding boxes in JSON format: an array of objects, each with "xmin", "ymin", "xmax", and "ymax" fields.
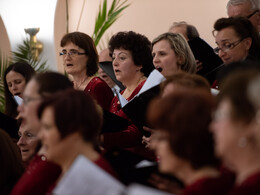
[{"xmin": 0, "ymin": 0, "xmax": 58, "ymax": 70}]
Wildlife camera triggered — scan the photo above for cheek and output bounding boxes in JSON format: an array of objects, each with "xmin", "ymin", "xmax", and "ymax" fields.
[
  {"xmin": 28, "ymin": 139, "xmax": 40, "ymax": 150},
  {"xmin": 19, "ymin": 82, "xmax": 26, "ymax": 91},
  {"xmin": 165, "ymin": 56, "xmax": 178, "ymax": 69}
]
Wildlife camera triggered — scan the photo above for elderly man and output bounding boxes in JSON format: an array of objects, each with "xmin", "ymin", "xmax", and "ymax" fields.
[{"xmin": 227, "ymin": 0, "xmax": 260, "ymax": 33}]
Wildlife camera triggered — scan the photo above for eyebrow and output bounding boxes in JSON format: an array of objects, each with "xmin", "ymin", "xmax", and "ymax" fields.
[
  {"xmin": 113, "ymin": 51, "xmax": 129, "ymax": 56},
  {"xmin": 216, "ymin": 39, "xmax": 231, "ymax": 44}
]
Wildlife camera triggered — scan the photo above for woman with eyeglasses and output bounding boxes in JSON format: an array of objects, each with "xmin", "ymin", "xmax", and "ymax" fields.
[
  {"xmin": 60, "ymin": 32, "xmax": 114, "ymax": 111},
  {"xmin": 12, "ymin": 72, "xmax": 73, "ymax": 195}
]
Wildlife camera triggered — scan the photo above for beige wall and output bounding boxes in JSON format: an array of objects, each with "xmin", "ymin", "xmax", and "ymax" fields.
[
  {"xmin": 66, "ymin": 0, "xmax": 228, "ymax": 52},
  {"xmin": 0, "ymin": 16, "xmax": 11, "ymax": 58},
  {"xmin": 1, "ymin": 0, "xmax": 229, "ymax": 71}
]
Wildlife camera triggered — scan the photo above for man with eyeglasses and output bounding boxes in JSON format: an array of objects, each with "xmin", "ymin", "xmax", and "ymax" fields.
[
  {"xmin": 209, "ymin": 16, "xmax": 260, "ymax": 89},
  {"xmin": 227, "ymin": 0, "xmax": 260, "ymax": 33}
]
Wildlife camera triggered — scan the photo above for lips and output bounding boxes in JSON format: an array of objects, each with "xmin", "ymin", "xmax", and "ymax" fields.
[
  {"xmin": 66, "ymin": 64, "xmax": 73, "ymax": 67},
  {"xmin": 14, "ymin": 92, "xmax": 21, "ymax": 96},
  {"xmin": 20, "ymin": 149, "xmax": 29, "ymax": 154},
  {"xmin": 156, "ymin": 67, "xmax": 163, "ymax": 72}
]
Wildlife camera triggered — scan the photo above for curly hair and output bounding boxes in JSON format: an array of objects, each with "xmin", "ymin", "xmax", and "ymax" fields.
[{"xmin": 108, "ymin": 31, "xmax": 154, "ymax": 77}]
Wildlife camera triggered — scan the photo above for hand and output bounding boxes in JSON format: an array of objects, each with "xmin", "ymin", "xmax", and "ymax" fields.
[
  {"xmin": 148, "ymin": 173, "xmax": 184, "ymax": 194},
  {"xmin": 141, "ymin": 126, "xmax": 155, "ymax": 150},
  {"xmin": 196, "ymin": 60, "xmax": 203, "ymax": 72}
]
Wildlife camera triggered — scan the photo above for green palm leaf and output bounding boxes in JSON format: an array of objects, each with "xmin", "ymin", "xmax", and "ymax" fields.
[
  {"xmin": 92, "ymin": 0, "xmax": 130, "ymax": 46},
  {"xmin": 12, "ymin": 38, "xmax": 48, "ymax": 72},
  {"xmin": 0, "ymin": 51, "xmax": 11, "ymax": 113},
  {"xmin": 0, "ymin": 38, "xmax": 49, "ymax": 112}
]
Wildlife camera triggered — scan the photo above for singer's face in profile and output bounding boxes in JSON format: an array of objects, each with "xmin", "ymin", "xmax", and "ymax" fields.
[
  {"xmin": 155, "ymin": 130, "xmax": 184, "ymax": 175},
  {"xmin": 152, "ymin": 39, "xmax": 180, "ymax": 77},
  {"xmin": 210, "ymin": 99, "xmax": 242, "ymax": 161},
  {"xmin": 17, "ymin": 124, "xmax": 40, "ymax": 162},
  {"xmin": 39, "ymin": 106, "xmax": 63, "ymax": 163},
  {"xmin": 112, "ymin": 48, "xmax": 141, "ymax": 84}
]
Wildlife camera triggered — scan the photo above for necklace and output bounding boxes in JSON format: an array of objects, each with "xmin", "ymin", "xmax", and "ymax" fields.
[{"xmin": 74, "ymin": 77, "xmax": 88, "ymax": 90}]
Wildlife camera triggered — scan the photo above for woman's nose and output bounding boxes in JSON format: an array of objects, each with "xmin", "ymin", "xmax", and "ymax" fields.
[
  {"xmin": 17, "ymin": 135, "xmax": 26, "ymax": 146},
  {"xmin": 112, "ymin": 58, "xmax": 119, "ymax": 66},
  {"xmin": 153, "ymin": 55, "xmax": 159, "ymax": 63}
]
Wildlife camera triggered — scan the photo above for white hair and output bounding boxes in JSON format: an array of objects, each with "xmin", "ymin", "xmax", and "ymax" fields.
[{"xmin": 227, "ymin": 0, "xmax": 259, "ymax": 11}]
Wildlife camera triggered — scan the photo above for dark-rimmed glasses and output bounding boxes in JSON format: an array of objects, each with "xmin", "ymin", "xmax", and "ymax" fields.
[
  {"xmin": 247, "ymin": 10, "xmax": 259, "ymax": 19},
  {"xmin": 59, "ymin": 50, "xmax": 87, "ymax": 57},
  {"xmin": 214, "ymin": 39, "xmax": 243, "ymax": 55}
]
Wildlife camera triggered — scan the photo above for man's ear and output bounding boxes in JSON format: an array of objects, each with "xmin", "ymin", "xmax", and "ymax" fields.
[{"xmin": 244, "ymin": 37, "xmax": 252, "ymax": 50}]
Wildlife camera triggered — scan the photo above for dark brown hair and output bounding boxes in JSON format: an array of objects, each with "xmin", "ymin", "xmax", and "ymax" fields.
[
  {"xmin": 60, "ymin": 32, "xmax": 99, "ymax": 76},
  {"xmin": 38, "ymin": 89, "xmax": 103, "ymax": 144},
  {"xmin": 4, "ymin": 62, "xmax": 35, "ymax": 117},
  {"xmin": 108, "ymin": 31, "xmax": 154, "ymax": 77},
  {"xmin": 148, "ymin": 90, "xmax": 219, "ymax": 169},
  {"xmin": 32, "ymin": 71, "xmax": 73, "ymax": 98},
  {"xmin": 0, "ymin": 129, "xmax": 24, "ymax": 194},
  {"xmin": 213, "ymin": 17, "xmax": 260, "ymax": 60}
]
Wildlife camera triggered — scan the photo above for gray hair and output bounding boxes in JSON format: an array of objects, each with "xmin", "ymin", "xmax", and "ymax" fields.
[
  {"xmin": 227, "ymin": 0, "xmax": 259, "ymax": 12},
  {"xmin": 152, "ymin": 32, "xmax": 197, "ymax": 74},
  {"xmin": 169, "ymin": 21, "xmax": 200, "ymax": 40}
]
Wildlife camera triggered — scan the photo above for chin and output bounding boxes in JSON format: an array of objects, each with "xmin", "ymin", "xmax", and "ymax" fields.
[{"xmin": 159, "ymin": 163, "xmax": 172, "ymax": 174}]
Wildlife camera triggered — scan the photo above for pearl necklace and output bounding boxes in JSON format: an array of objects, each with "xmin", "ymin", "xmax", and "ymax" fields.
[{"xmin": 74, "ymin": 77, "xmax": 88, "ymax": 90}]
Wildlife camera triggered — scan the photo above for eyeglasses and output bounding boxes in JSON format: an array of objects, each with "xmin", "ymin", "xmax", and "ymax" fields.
[
  {"xmin": 247, "ymin": 10, "xmax": 259, "ymax": 19},
  {"xmin": 59, "ymin": 50, "xmax": 87, "ymax": 57},
  {"xmin": 214, "ymin": 39, "xmax": 243, "ymax": 55},
  {"xmin": 23, "ymin": 96, "xmax": 42, "ymax": 105}
]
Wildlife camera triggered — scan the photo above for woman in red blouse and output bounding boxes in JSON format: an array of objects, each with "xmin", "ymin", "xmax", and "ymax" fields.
[
  {"xmin": 100, "ymin": 31, "xmax": 155, "ymax": 159},
  {"xmin": 60, "ymin": 32, "xmax": 114, "ymax": 110}
]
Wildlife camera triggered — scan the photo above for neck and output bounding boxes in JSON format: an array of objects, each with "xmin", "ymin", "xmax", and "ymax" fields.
[
  {"xmin": 71, "ymin": 71, "xmax": 88, "ymax": 83},
  {"xmin": 176, "ymin": 164, "xmax": 219, "ymax": 186},
  {"xmin": 123, "ymin": 72, "xmax": 146, "ymax": 98},
  {"xmin": 59, "ymin": 135, "xmax": 99, "ymax": 177},
  {"xmin": 230, "ymin": 148, "xmax": 260, "ymax": 184}
]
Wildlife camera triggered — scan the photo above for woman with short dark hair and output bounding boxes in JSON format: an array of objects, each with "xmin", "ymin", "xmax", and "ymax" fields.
[
  {"xmin": 60, "ymin": 31, "xmax": 114, "ymax": 110},
  {"xmin": 101, "ymin": 31, "xmax": 155, "ymax": 159},
  {"xmin": 37, "ymin": 89, "xmax": 118, "ymax": 193}
]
